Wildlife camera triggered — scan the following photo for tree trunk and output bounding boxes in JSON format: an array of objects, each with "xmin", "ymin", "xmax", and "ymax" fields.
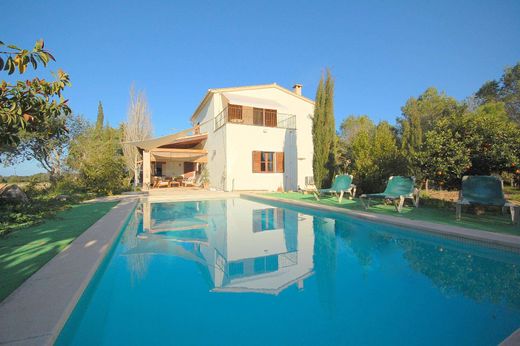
[{"xmin": 133, "ymin": 154, "xmax": 139, "ymax": 190}]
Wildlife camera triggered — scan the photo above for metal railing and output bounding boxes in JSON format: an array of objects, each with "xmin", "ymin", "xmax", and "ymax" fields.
[{"xmin": 214, "ymin": 106, "xmax": 296, "ymax": 131}]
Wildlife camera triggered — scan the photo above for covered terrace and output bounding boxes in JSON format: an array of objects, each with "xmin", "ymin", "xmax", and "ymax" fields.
[{"xmin": 132, "ymin": 128, "xmax": 208, "ymax": 190}]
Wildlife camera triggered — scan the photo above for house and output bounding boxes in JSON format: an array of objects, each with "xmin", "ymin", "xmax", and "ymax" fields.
[{"xmin": 133, "ymin": 83, "xmax": 315, "ymax": 191}]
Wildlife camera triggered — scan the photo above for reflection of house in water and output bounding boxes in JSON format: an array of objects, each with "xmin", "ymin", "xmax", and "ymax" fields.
[{"xmin": 130, "ymin": 199, "xmax": 315, "ymax": 295}]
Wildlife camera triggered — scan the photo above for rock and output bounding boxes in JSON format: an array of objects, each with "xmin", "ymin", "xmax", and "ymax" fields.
[
  {"xmin": 0, "ymin": 184, "xmax": 29, "ymax": 204},
  {"xmin": 55, "ymin": 194, "xmax": 70, "ymax": 201}
]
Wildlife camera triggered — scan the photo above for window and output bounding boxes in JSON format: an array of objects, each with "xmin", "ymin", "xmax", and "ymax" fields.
[
  {"xmin": 228, "ymin": 104, "xmax": 243, "ymax": 122},
  {"xmin": 264, "ymin": 109, "xmax": 277, "ymax": 127},
  {"xmin": 252, "ymin": 151, "xmax": 284, "ymax": 173},
  {"xmin": 261, "ymin": 152, "xmax": 274, "ymax": 172},
  {"xmin": 253, "ymin": 108, "xmax": 264, "ymax": 126}
]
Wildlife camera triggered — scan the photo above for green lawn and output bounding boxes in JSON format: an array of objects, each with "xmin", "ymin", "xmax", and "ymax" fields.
[
  {"xmin": 0, "ymin": 201, "xmax": 118, "ymax": 302},
  {"xmin": 264, "ymin": 192, "xmax": 520, "ymax": 236}
]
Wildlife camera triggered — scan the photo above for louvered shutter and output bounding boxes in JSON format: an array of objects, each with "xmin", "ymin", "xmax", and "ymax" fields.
[
  {"xmin": 252, "ymin": 151, "xmax": 261, "ymax": 173},
  {"xmin": 264, "ymin": 109, "xmax": 277, "ymax": 127},
  {"xmin": 275, "ymin": 152, "xmax": 284, "ymax": 173}
]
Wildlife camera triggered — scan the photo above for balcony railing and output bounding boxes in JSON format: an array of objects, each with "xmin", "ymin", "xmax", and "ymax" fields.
[{"xmin": 214, "ymin": 106, "xmax": 296, "ymax": 131}]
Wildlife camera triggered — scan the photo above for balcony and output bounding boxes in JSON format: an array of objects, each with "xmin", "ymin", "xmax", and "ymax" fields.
[{"xmin": 214, "ymin": 105, "xmax": 296, "ymax": 131}]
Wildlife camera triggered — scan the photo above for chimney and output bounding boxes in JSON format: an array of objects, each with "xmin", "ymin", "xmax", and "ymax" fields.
[{"xmin": 293, "ymin": 84, "xmax": 302, "ymax": 96}]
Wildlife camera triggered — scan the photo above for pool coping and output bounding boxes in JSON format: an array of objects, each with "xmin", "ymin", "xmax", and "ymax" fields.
[
  {"xmin": 501, "ymin": 328, "xmax": 520, "ymax": 345},
  {"xmin": 241, "ymin": 193, "xmax": 520, "ymax": 251},
  {"xmin": 0, "ymin": 198, "xmax": 138, "ymax": 346}
]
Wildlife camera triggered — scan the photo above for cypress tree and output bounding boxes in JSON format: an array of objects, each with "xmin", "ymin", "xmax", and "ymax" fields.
[
  {"xmin": 312, "ymin": 75, "xmax": 326, "ymax": 188},
  {"xmin": 312, "ymin": 69, "xmax": 336, "ymax": 188},
  {"xmin": 323, "ymin": 69, "xmax": 337, "ymax": 186},
  {"xmin": 96, "ymin": 101, "xmax": 104, "ymax": 130}
]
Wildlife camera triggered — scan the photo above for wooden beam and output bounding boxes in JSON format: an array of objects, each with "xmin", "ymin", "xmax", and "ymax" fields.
[
  {"xmin": 150, "ymin": 148, "xmax": 208, "ymax": 154},
  {"xmin": 193, "ymin": 157, "xmax": 208, "ymax": 163}
]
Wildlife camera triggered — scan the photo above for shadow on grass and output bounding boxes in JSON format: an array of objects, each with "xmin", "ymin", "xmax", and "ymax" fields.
[
  {"xmin": 265, "ymin": 193, "xmax": 520, "ymax": 236},
  {"xmin": 0, "ymin": 202, "xmax": 118, "ymax": 302}
]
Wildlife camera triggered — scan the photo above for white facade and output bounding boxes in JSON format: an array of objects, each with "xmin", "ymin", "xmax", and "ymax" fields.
[{"xmin": 192, "ymin": 84, "xmax": 315, "ymax": 192}]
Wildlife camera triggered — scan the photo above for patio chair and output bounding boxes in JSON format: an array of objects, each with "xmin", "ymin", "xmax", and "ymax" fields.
[
  {"xmin": 360, "ymin": 176, "xmax": 419, "ymax": 213},
  {"xmin": 299, "ymin": 176, "xmax": 318, "ymax": 194},
  {"xmin": 181, "ymin": 171, "xmax": 196, "ymax": 187},
  {"xmin": 456, "ymin": 175, "xmax": 519, "ymax": 224},
  {"xmin": 157, "ymin": 177, "xmax": 170, "ymax": 188},
  {"xmin": 313, "ymin": 174, "xmax": 356, "ymax": 203}
]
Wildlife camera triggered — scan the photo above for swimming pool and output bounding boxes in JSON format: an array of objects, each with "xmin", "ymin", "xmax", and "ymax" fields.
[{"xmin": 57, "ymin": 198, "xmax": 520, "ymax": 345}]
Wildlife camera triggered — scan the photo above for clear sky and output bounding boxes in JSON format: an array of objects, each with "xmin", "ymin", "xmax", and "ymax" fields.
[{"xmin": 1, "ymin": 0, "xmax": 520, "ymax": 175}]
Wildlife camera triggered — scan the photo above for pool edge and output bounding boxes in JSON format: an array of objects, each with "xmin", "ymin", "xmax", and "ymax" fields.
[
  {"xmin": 0, "ymin": 198, "xmax": 139, "ymax": 346},
  {"xmin": 241, "ymin": 193, "xmax": 520, "ymax": 251}
]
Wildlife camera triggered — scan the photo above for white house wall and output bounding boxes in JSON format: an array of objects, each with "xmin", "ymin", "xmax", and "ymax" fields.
[
  {"xmin": 160, "ymin": 161, "xmax": 185, "ymax": 177},
  {"xmin": 225, "ymin": 123, "xmax": 296, "ymax": 191},
  {"xmin": 192, "ymin": 85, "xmax": 314, "ymax": 191},
  {"xmin": 195, "ymin": 96, "xmax": 228, "ymax": 190},
  {"xmin": 224, "ymin": 88, "xmax": 314, "ymax": 190}
]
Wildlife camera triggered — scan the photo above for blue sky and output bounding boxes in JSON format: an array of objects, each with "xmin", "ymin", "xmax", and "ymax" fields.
[{"xmin": 1, "ymin": 0, "xmax": 520, "ymax": 175}]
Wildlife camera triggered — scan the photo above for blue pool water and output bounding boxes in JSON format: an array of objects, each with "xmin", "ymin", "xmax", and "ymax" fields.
[{"xmin": 57, "ymin": 198, "xmax": 520, "ymax": 345}]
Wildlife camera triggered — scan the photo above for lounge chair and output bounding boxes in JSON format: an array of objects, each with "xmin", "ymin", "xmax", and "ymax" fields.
[
  {"xmin": 314, "ymin": 174, "xmax": 356, "ymax": 203},
  {"xmin": 456, "ymin": 175, "xmax": 519, "ymax": 224},
  {"xmin": 299, "ymin": 176, "xmax": 318, "ymax": 194},
  {"xmin": 360, "ymin": 176, "xmax": 419, "ymax": 213}
]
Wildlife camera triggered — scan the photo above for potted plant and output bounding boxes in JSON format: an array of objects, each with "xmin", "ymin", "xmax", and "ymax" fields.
[{"xmin": 200, "ymin": 165, "xmax": 210, "ymax": 189}]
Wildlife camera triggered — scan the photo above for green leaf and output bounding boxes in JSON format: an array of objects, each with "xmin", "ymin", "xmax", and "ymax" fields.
[
  {"xmin": 7, "ymin": 44, "xmax": 20, "ymax": 50},
  {"xmin": 3, "ymin": 57, "xmax": 11, "ymax": 71},
  {"xmin": 30, "ymin": 55, "xmax": 37, "ymax": 69},
  {"xmin": 45, "ymin": 52, "xmax": 55, "ymax": 61},
  {"xmin": 8, "ymin": 58, "xmax": 15, "ymax": 75},
  {"xmin": 34, "ymin": 39, "xmax": 43, "ymax": 50},
  {"xmin": 0, "ymin": 57, "xmax": 3, "ymax": 71},
  {"xmin": 38, "ymin": 52, "xmax": 49, "ymax": 65}
]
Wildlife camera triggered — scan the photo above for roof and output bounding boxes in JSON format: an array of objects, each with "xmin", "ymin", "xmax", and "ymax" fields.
[
  {"xmin": 190, "ymin": 83, "xmax": 315, "ymax": 122},
  {"xmin": 127, "ymin": 129, "xmax": 206, "ymax": 151},
  {"xmin": 222, "ymin": 92, "xmax": 287, "ymax": 111}
]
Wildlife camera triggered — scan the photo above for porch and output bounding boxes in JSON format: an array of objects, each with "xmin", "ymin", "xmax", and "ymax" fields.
[{"xmin": 132, "ymin": 128, "xmax": 208, "ymax": 190}]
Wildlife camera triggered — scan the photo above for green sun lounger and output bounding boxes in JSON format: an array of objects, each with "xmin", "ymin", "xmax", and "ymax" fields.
[
  {"xmin": 360, "ymin": 176, "xmax": 419, "ymax": 213},
  {"xmin": 456, "ymin": 175, "xmax": 519, "ymax": 224},
  {"xmin": 313, "ymin": 174, "xmax": 356, "ymax": 203}
]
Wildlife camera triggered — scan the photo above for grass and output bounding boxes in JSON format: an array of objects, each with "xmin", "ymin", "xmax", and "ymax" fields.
[
  {"xmin": 505, "ymin": 186, "xmax": 520, "ymax": 203},
  {"xmin": 0, "ymin": 201, "xmax": 118, "ymax": 302},
  {"xmin": 264, "ymin": 192, "xmax": 520, "ymax": 236},
  {"xmin": 0, "ymin": 187, "xmax": 94, "ymax": 236}
]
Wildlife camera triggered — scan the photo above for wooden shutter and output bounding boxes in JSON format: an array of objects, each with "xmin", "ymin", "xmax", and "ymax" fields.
[
  {"xmin": 264, "ymin": 109, "xmax": 277, "ymax": 127},
  {"xmin": 253, "ymin": 108, "xmax": 264, "ymax": 125},
  {"xmin": 228, "ymin": 104, "xmax": 243, "ymax": 122},
  {"xmin": 275, "ymin": 152, "xmax": 284, "ymax": 173},
  {"xmin": 252, "ymin": 151, "xmax": 261, "ymax": 173}
]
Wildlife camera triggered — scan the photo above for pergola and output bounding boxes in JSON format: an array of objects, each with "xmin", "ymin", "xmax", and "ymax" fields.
[{"xmin": 130, "ymin": 128, "xmax": 208, "ymax": 190}]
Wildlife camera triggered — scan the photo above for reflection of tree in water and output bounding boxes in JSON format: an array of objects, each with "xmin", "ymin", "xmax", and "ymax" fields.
[
  {"xmin": 335, "ymin": 220, "xmax": 394, "ymax": 272},
  {"xmin": 397, "ymin": 238, "xmax": 520, "ymax": 310},
  {"xmin": 313, "ymin": 217, "xmax": 337, "ymax": 317},
  {"xmin": 121, "ymin": 207, "xmax": 150, "ymax": 285}
]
